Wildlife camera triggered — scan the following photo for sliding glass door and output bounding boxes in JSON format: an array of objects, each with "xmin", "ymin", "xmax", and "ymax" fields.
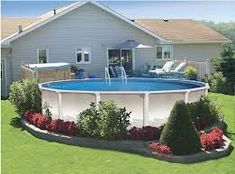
[{"xmin": 108, "ymin": 49, "xmax": 133, "ymax": 74}]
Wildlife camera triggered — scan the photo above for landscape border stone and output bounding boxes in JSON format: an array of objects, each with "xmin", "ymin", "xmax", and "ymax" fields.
[{"xmin": 21, "ymin": 119, "xmax": 232, "ymax": 163}]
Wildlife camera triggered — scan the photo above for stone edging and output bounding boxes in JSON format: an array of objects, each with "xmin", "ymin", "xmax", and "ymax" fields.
[{"xmin": 21, "ymin": 119, "xmax": 232, "ymax": 164}]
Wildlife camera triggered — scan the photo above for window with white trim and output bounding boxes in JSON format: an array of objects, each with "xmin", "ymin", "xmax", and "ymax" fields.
[
  {"xmin": 37, "ymin": 48, "xmax": 48, "ymax": 63},
  {"xmin": 156, "ymin": 45, "xmax": 173, "ymax": 59},
  {"xmin": 76, "ymin": 48, "xmax": 91, "ymax": 64}
]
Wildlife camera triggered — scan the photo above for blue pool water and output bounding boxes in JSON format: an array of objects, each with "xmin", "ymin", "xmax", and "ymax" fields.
[{"xmin": 41, "ymin": 79, "xmax": 204, "ymax": 91}]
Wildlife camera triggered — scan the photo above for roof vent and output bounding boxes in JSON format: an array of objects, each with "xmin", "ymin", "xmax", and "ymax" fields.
[
  {"xmin": 53, "ymin": 9, "xmax": 56, "ymax": 15},
  {"xmin": 18, "ymin": 25, "xmax": 23, "ymax": 33},
  {"xmin": 163, "ymin": 19, "xmax": 169, "ymax": 22}
]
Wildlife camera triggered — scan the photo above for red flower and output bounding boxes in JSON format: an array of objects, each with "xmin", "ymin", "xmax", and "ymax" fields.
[
  {"xmin": 200, "ymin": 127, "xmax": 224, "ymax": 150},
  {"xmin": 129, "ymin": 126, "xmax": 161, "ymax": 141},
  {"xmin": 148, "ymin": 142, "xmax": 172, "ymax": 155}
]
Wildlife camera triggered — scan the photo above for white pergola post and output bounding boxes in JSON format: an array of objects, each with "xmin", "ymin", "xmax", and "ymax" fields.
[{"xmin": 143, "ymin": 93, "xmax": 149, "ymax": 127}]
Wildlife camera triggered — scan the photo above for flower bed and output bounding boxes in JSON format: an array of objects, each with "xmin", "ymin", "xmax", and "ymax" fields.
[{"xmin": 23, "ymin": 111, "xmax": 77, "ymax": 136}]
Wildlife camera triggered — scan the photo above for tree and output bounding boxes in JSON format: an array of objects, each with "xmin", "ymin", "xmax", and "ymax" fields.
[
  {"xmin": 159, "ymin": 100, "xmax": 201, "ymax": 155},
  {"xmin": 220, "ymin": 45, "xmax": 235, "ymax": 94}
]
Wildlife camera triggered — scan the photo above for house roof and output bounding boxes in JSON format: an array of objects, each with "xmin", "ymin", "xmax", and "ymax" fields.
[
  {"xmin": 1, "ymin": 17, "xmax": 39, "ymax": 39},
  {"xmin": 1, "ymin": 1, "xmax": 230, "ymax": 45},
  {"xmin": 135, "ymin": 19, "xmax": 230, "ymax": 43},
  {"xmin": 1, "ymin": 1, "xmax": 166, "ymax": 46}
]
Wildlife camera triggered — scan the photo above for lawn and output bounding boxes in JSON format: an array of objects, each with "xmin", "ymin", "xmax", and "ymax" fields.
[{"xmin": 1, "ymin": 93, "xmax": 235, "ymax": 174}]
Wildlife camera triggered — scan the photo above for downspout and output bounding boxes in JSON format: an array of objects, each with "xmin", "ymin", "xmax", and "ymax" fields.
[{"xmin": 9, "ymin": 46, "xmax": 13, "ymax": 86}]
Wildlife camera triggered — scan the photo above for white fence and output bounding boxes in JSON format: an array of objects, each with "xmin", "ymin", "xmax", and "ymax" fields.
[
  {"xmin": 174, "ymin": 59, "xmax": 210, "ymax": 79},
  {"xmin": 154, "ymin": 58, "xmax": 209, "ymax": 80}
]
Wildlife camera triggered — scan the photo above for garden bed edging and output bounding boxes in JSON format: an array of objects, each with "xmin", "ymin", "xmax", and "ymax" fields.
[{"xmin": 21, "ymin": 119, "xmax": 232, "ymax": 163}]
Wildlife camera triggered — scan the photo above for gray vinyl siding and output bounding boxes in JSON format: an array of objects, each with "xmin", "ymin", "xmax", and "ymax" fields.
[
  {"xmin": 1, "ymin": 48, "xmax": 11, "ymax": 96},
  {"xmin": 10, "ymin": 3, "xmax": 159, "ymax": 81},
  {"xmin": 173, "ymin": 43, "xmax": 223, "ymax": 61}
]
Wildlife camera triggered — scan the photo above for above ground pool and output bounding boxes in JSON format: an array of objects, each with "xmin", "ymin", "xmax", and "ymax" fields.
[{"xmin": 39, "ymin": 78, "xmax": 209, "ymax": 127}]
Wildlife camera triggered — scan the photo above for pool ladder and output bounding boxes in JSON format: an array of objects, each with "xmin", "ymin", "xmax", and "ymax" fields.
[
  {"xmin": 105, "ymin": 66, "xmax": 127, "ymax": 85},
  {"xmin": 105, "ymin": 67, "xmax": 111, "ymax": 85},
  {"xmin": 120, "ymin": 66, "xmax": 127, "ymax": 84}
]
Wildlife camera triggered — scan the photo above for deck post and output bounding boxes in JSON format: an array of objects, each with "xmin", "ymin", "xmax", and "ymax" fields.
[
  {"xmin": 143, "ymin": 93, "xmax": 149, "ymax": 127},
  {"xmin": 57, "ymin": 92, "xmax": 62, "ymax": 119}
]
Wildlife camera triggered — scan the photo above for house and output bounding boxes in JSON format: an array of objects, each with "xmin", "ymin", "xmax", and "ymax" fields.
[{"xmin": 1, "ymin": 1, "xmax": 230, "ymax": 96}]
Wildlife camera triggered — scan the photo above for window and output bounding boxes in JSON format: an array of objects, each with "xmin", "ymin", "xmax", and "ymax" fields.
[
  {"xmin": 37, "ymin": 49, "xmax": 48, "ymax": 63},
  {"xmin": 156, "ymin": 45, "xmax": 172, "ymax": 59},
  {"xmin": 76, "ymin": 48, "xmax": 91, "ymax": 64}
]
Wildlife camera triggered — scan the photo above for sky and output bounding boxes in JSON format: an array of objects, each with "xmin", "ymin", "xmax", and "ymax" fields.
[{"xmin": 1, "ymin": 1, "xmax": 235, "ymax": 22}]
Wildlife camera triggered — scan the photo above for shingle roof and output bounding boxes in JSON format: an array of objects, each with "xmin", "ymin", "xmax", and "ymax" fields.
[
  {"xmin": 134, "ymin": 19, "xmax": 230, "ymax": 42},
  {"xmin": 1, "ymin": 17, "xmax": 39, "ymax": 39},
  {"xmin": 1, "ymin": 2, "xmax": 78, "ymax": 40},
  {"xmin": 1, "ymin": 3, "xmax": 230, "ymax": 43}
]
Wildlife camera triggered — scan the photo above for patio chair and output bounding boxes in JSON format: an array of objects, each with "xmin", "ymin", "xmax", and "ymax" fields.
[
  {"xmin": 109, "ymin": 66, "xmax": 116, "ymax": 78},
  {"xmin": 114, "ymin": 66, "xmax": 122, "ymax": 77},
  {"xmin": 149, "ymin": 61, "xmax": 174, "ymax": 77}
]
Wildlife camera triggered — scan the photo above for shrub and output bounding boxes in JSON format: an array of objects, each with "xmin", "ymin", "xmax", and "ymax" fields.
[
  {"xmin": 200, "ymin": 127, "xmax": 224, "ymax": 150},
  {"xmin": 129, "ymin": 126, "xmax": 161, "ymax": 141},
  {"xmin": 148, "ymin": 142, "xmax": 172, "ymax": 155},
  {"xmin": 77, "ymin": 101, "xmax": 131, "ymax": 140},
  {"xmin": 184, "ymin": 66, "xmax": 198, "ymax": 80},
  {"xmin": 159, "ymin": 100, "xmax": 201, "ymax": 155},
  {"xmin": 187, "ymin": 96, "xmax": 222, "ymax": 130},
  {"xmin": 202, "ymin": 72, "xmax": 226, "ymax": 93},
  {"xmin": 77, "ymin": 102, "xmax": 100, "ymax": 137},
  {"xmin": 9, "ymin": 79, "xmax": 41, "ymax": 115}
]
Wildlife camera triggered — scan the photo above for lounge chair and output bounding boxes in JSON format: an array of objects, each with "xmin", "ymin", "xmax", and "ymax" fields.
[
  {"xmin": 149, "ymin": 61, "xmax": 174, "ymax": 77},
  {"xmin": 170, "ymin": 62, "xmax": 186, "ymax": 73},
  {"xmin": 167, "ymin": 62, "xmax": 187, "ymax": 78}
]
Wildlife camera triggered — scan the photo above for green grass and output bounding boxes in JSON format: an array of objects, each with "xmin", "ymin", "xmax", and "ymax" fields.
[{"xmin": 1, "ymin": 93, "xmax": 235, "ymax": 174}]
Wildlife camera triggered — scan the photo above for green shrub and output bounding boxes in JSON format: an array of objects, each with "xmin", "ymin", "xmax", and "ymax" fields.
[
  {"xmin": 187, "ymin": 96, "xmax": 222, "ymax": 124},
  {"xmin": 9, "ymin": 79, "xmax": 41, "ymax": 115},
  {"xmin": 184, "ymin": 66, "xmax": 198, "ymax": 80},
  {"xmin": 202, "ymin": 72, "xmax": 226, "ymax": 93},
  {"xmin": 77, "ymin": 102, "xmax": 100, "ymax": 137},
  {"xmin": 159, "ymin": 100, "xmax": 201, "ymax": 155},
  {"xmin": 77, "ymin": 101, "xmax": 131, "ymax": 140}
]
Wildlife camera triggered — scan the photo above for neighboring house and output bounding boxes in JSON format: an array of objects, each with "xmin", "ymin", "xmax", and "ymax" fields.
[{"xmin": 1, "ymin": 1, "xmax": 230, "ymax": 96}]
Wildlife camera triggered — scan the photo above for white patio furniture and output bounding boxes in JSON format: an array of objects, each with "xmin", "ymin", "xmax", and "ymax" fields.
[{"xmin": 149, "ymin": 61, "xmax": 174, "ymax": 77}]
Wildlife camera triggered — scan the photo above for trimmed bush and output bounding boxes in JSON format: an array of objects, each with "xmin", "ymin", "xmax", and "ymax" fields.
[
  {"xmin": 9, "ymin": 79, "xmax": 41, "ymax": 115},
  {"xmin": 159, "ymin": 100, "xmax": 201, "ymax": 155},
  {"xmin": 187, "ymin": 96, "xmax": 222, "ymax": 130},
  {"xmin": 77, "ymin": 101, "xmax": 131, "ymax": 140}
]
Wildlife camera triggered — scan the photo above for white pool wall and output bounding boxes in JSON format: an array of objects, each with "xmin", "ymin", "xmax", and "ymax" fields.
[{"xmin": 40, "ymin": 78, "xmax": 209, "ymax": 127}]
